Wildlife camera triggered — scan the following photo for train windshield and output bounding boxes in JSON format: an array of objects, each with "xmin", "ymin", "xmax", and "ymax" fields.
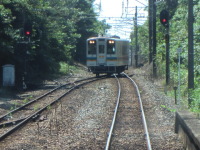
[
  {"xmin": 107, "ymin": 40, "xmax": 115, "ymax": 54},
  {"xmin": 88, "ymin": 40, "xmax": 96, "ymax": 54}
]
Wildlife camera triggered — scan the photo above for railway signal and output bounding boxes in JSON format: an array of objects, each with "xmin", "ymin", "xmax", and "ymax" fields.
[
  {"xmin": 160, "ymin": 10, "xmax": 169, "ymax": 28},
  {"xmin": 24, "ymin": 22, "xmax": 32, "ymax": 37},
  {"xmin": 160, "ymin": 10, "xmax": 170, "ymax": 85}
]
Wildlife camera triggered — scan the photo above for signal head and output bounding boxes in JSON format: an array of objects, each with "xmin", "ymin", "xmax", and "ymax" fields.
[
  {"xmin": 24, "ymin": 22, "xmax": 32, "ymax": 36},
  {"xmin": 160, "ymin": 10, "xmax": 169, "ymax": 28}
]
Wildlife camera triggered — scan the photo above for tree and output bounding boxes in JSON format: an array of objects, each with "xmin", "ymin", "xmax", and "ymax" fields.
[{"xmin": 74, "ymin": 0, "xmax": 110, "ymax": 63}]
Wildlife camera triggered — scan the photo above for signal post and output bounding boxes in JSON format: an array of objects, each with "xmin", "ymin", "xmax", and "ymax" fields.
[
  {"xmin": 160, "ymin": 10, "xmax": 170, "ymax": 85},
  {"xmin": 22, "ymin": 21, "xmax": 32, "ymax": 89}
]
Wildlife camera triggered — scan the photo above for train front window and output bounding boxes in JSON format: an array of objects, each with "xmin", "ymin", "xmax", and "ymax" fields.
[
  {"xmin": 88, "ymin": 40, "xmax": 96, "ymax": 54},
  {"xmin": 99, "ymin": 45, "xmax": 105, "ymax": 53},
  {"xmin": 107, "ymin": 40, "xmax": 115, "ymax": 54}
]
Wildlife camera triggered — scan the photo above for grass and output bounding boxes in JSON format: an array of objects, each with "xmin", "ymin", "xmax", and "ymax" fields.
[{"xmin": 59, "ymin": 62, "xmax": 78, "ymax": 75}]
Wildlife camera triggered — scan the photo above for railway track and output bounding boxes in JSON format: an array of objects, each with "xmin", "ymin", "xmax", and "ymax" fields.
[
  {"xmin": 0, "ymin": 76, "xmax": 106, "ymax": 141},
  {"xmin": 105, "ymin": 73, "xmax": 152, "ymax": 150},
  {"xmin": 0, "ymin": 69, "xmax": 184, "ymax": 149},
  {"xmin": 0, "ymin": 73, "xmax": 152, "ymax": 149}
]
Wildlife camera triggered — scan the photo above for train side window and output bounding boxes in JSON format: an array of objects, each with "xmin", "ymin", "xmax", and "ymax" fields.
[
  {"xmin": 122, "ymin": 43, "xmax": 128, "ymax": 55},
  {"xmin": 107, "ymin": 42, "xmax": 115, "ymax": 54},
  {"xmin": 99, "ymin": 45, "xmax": 105, "ymax": 53},
  {"xmin": 88, "ymin": 41, "xmax": 96, "ymax": 54}
]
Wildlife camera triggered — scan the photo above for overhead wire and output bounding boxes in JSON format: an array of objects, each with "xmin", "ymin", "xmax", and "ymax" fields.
[{"xmin": 95, "ymin": 0, "xmax": 148, "ymax": 38}]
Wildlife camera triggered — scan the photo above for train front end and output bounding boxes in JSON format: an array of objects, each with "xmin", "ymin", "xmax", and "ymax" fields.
[{"xmin": 86, "ymin": 37, "xmax": 129, "ymax": 76}]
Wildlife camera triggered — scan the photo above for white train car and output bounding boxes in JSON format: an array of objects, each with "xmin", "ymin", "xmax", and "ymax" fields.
[{"xmin": 86, "ymin": 37, "xmax": 129, "ymax": 76}]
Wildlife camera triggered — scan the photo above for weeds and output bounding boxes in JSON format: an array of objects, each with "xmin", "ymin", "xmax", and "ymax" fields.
[
  {"xmin": 33, "ymin": 104, "xmax": 39, "ymax": 111},
  {"xmin": 160, "ymin": 105, "xmax": 176, "ymax": 112}
]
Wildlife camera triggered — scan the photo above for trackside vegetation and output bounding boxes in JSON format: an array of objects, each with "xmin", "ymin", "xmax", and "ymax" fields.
[
  {"xmin": 131, "ymin": 0, "xmax": 200, "ymax": 112},
  {"xmin": 0, "ymin": 0, "xmax": 109, "ymax": 88}
]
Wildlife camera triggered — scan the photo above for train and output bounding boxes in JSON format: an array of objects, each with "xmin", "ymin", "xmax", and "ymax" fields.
[{"xmin": 86, "ymin": 36, "xmax": 129, "ymax": 77}]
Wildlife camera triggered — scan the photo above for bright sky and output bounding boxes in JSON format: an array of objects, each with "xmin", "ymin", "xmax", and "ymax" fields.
[{"xmin": 94, "ymin": 0, "xmax": 148, "ymax": 39}]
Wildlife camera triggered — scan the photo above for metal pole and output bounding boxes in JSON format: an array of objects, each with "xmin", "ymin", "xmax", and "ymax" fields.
[
  {"xmin": 174, "ymin": 87, "xmax": 177, "ymax": 105},
  {"xmin": 152, "ymin": 0, "xmax": 157, "ymax": 78},
  {"xmin": 131, "ymin": 45, "xmax": 133, "ymax": 66},
  {"xmin": 165, "ymin": 28, "xmax": 170, "ymax": 85},
  {"xmin": 188, "ymin": 0, "xmax": 194, "ymax": 106},
  {"xmin": 149, "ymin": 0, "xmax": 153, "ymax": 63},
  {"xmin": 135, "ymin": 6, "xmax": 138, "ymax": 67}
]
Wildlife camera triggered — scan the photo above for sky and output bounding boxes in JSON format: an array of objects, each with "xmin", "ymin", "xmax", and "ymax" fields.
[{"xmin": 94, "ymin": 0, "xmax": 148, "ymax": 39}]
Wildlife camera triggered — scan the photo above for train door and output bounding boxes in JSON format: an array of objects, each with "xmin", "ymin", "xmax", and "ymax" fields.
[{"xmin": 97, "ymin": 40, "xmax": 106, "ymax": 65}]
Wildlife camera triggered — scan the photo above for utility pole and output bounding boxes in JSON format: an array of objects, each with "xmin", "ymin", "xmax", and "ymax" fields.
[
  {"xmin": 188, "ymin": 0, "xmax": 194, "ymax": 106},
  {"xmin": 124, "ymin": 4, "xmax": 146, "ymax": 67},
  {"xmin": 149, "ymin": 0, "xmax": 153, "ymax": 63},
  {"xmin": 152, "ymin": 0, "xmax": 157, "ymax": 78},
  {"xmin": 165, "ymin": 28, "xmax": 170, "ymax": 85},
  {"xmin": 135, "ymin": 6, "xmax": 138, "ymax": 67}
]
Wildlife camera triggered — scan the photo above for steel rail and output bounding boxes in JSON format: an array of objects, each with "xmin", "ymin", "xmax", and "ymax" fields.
[
  {"xmin": 105, "ymin": 74, "xmax": 121, "ymax": 150},
  {"xmin": 0, "ymin": 76, "xmax": 98, "ymax": 122},
  {"xmin": 0, "ymin": 76, "xmax": 106, "ymax": 141},
  {"xmin": 0, "ymin": 85, "xmax": 64, "ymax": 122},
  {"xmin": 123, "ymin": 72, "xmax": 152, "ymax": 150}
]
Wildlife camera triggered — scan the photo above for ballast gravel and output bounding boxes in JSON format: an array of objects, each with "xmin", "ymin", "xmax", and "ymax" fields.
[{"xmin": 0, "ymin": 65, "xmax": 184, "ymax": 149}]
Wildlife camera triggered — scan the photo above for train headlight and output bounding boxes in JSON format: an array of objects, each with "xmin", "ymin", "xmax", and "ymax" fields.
[
  {"xmin": 108, "ymin": 40, "xmax": 115, "ymax": 44},
  {"xmin": 89, "ymin": 40, "xmax": 96, "ymax": 44}
]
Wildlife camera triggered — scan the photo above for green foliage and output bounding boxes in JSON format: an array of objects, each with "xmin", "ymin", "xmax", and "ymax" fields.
[
  {"xmin": 22, "ymin": 95, "xmax": 32, "ymax": 104},
  {"xmin": 161, "ymin": 105, "xmax": 176, "ymax": 112},
  {"xmin": 59, "ymin": 62, "xmax": 77, "ymax": 75},
  {"xmin": 190, "ymin": 88, "xmax": 200, "ymax": 113},
  {"xmin": 0, "ymin": 0, "xmax": 104, "ymax": 87},
  {"xmin": 132, "ymin": 0, "xmax": 200, "ymax": 111},
  {"xmin": 74, "ymin": 1, "xmax": 110, "ymax": 62},
  {"xmin": 47, "ymin": 105, "xmax": 51, "ymax": 110},
  {"xmin": 33, "ymin": 104, "xmax": 39, "ymax": 111}
]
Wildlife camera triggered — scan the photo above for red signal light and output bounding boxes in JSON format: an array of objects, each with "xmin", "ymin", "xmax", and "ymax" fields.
[
  {"xmin": 160, "ymin": 10, "xmax": 169, "ymax": 28},
  {"xmin": 162, "ymin": 18, "xmax": 167, "ymax": 23},
  {"xmin": 25, "ymin": 31, "xmax": 31, "ymax": 35},
  {"xmin": 24, "ymin": 21, "xmax": 32, "ymax": 37}
]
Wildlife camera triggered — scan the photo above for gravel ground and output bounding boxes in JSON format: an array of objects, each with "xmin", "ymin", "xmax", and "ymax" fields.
[
  {"xmin": 127, "ymin": 65, "xmax": 184, "ymax": 149},
  {"xmin": 0, "ymin": 64, "xmax": 184, "ymax": 149},
  {"xmin": 0, "ymin": 78, "xmax": 117, "ymax": 149}
]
